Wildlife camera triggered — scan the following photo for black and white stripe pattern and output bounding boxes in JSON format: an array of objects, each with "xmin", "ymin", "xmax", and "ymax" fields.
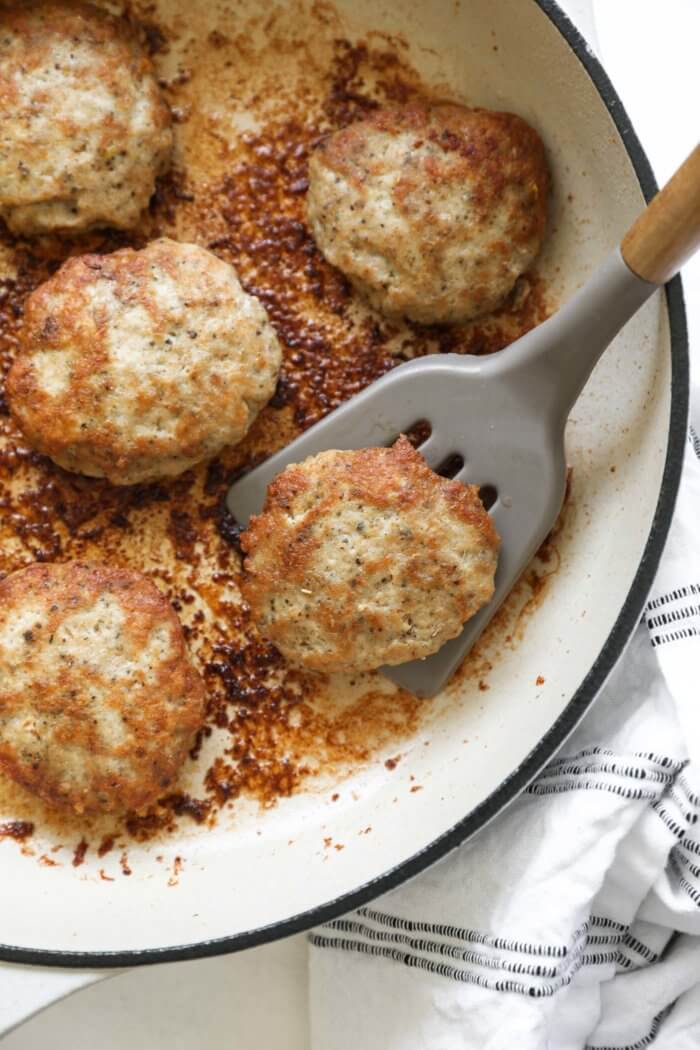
[
  {"xmin": 668, "ymin": 852, "xmax": 700, "ymax": 906},
  {"xmin": 578, "ymin": 917, "xmax": 664, "ymax": 971},
  {"xmin": 584, "ymin": 1006, "xmax": 672, "ymax": 1050},
  {"xmin": 527, "ymin": 747, "xmax": 685, "ymax": 801},
  {"xmin": 614, "ymin": 932, "xmax": 660, "ymax": 972},
  {"xmin": 310, "ymin": 907, "xmax": 594, "ymax": 997},
  {"xmin": 645, "ymin": 582, "xmax": 700, "ymax": 648},
  {"xmin": 310, "ymin": 909, "xmax": 667, "ymax": 997},
  {"xmin": 533, "ymin": 756, "xmax": 700, "ymax": 907},
  {"xmin": 652, "ymin": 773, "xmax": 700, "ymax": 837},
  {"xmin": 651, "ymin": 625, "xmax": 700, "ymax": 646},
  {"xmin": 647, "ymin": 602, "xmax": 700, "ymax": 631},
  {"xmin": 312, "ymin": 756, "xmax": 700, "ymax": 988},
  {"xmin": 649, "ymin": 773, "xmax": 700, "ymax": 906},
  {"xmin": 646, "ymin": 584, "xmax": 700, "ymax": 612}
]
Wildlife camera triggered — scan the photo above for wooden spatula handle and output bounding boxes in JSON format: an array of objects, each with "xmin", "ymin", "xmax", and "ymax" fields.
[{"xmin": 621, "ymin": 144, "xmax": 700, "ymax": 284}]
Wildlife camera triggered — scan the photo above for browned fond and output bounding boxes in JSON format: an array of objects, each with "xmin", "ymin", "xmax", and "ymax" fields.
[{"xmin": 0, "ymin": 12, "xmax": 556, "ymax": 844}]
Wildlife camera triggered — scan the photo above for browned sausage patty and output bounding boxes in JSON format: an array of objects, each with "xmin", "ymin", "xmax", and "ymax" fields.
[
  {"xmin": 0, "ymin": 562, "xmax": 205, "ymax": 814},
  {"xmin": 306, "ymin": 101, "xmax": 549, "ymax": 324},
  {"xmin": 0, "ymin": 1, "xmax": 172, "ymax": 235},
  {"xmin": 6, "ymin": 239, "xmax": 282, "ymax": 485},
  {"xmin": 241, "ymin": 436, "xmax": 500, "ymax": 673}
]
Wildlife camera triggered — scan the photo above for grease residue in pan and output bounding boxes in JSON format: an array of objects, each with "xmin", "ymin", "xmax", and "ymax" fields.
[{"xmin": 0, "ymin": 0, "xmax": 563, "ymax": 871}]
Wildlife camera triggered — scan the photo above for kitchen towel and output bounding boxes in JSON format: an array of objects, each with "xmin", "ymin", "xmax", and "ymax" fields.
[
  {"xmin": 309, "ymin": 383, "xmax": 700, "ymax": 1050},
  {"xmin": 309, "ymin": 7, "xmax": 700, "ymax": 1048}
]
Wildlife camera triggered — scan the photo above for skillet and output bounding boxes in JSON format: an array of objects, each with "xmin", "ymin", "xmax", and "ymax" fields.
[{"xmin": 0, "ymin": 0, "xmax": 688, "ymax": 965}]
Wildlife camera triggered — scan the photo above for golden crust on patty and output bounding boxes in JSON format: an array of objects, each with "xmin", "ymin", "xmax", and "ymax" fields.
[
  {"xmin": 306, "ymin": 101, "xmax": 549, "ymax": 324},
  {"xmin": 0, "ymin": 0, "xmax": 172, "ymax": 235},
  {"xmin": 241, "ymin": 437, "xmax": 500, "ymax": 673},
  {"xmin": 7, "ymin": 238, "xmax": 283, "ymax": 484},
  {"xmin": 0, "ymin": 561, "xmax": 205, "ymax": 814}
]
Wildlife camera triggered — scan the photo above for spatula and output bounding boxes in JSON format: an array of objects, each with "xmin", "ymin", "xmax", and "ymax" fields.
[{"xmin": 228, "ymin": 145, "xmax": 700, "ymax": 697}]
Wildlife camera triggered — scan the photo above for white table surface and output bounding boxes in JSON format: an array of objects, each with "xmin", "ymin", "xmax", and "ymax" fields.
[{"xmin": 2, "ymin": 1, "xmax": 697, "ymax": 1045}]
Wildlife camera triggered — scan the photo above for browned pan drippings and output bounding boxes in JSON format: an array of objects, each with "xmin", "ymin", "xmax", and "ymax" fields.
[{"xmin": 0, "ymin": 1, "xmax": 557, "ymax": 852}]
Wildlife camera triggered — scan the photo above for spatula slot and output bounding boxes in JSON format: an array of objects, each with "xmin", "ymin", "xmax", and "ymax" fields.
[
  {"xmin": 402, "ymin": 419, "xmax": 433, "ymax": 449},
  {"xmin": 435, "ymin": 453, "xmax": 465, "ymax": 479},
  {"xmin": 478, "ymin": 485, "xmax": 498, "ymax": 510}
]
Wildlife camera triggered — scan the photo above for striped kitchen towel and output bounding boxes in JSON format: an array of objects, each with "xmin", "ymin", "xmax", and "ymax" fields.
[
  {"xmin": 307, "ymin": 179, "xmax": 700, "ymax": 1050},
  {"xmin": 309, "ymin": 434, "xmax": 700, "ymax": 1049},
  {"xmin": 309, "ymin": 2, "xmax": 700, "ymax": 1042}
]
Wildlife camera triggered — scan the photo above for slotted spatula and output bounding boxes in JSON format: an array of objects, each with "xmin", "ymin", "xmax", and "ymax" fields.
[{"xmin": 228, "ymin": 145, "xmax": 700, "ymax": 697}]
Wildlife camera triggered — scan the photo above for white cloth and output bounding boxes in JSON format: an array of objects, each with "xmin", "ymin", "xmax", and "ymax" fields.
[
  {"xmin": 309, "ymin": 4, "xmax": 700, "ymax": 1047},
  {"xmin": 309, "ymin": 611, "xmax": 700, "ymax": 1049}
]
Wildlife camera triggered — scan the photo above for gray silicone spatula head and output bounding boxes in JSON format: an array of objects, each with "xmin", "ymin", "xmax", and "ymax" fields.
[{"xmin": 228, "ymin": 145, "xmax": 700, "ymax": 697}]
